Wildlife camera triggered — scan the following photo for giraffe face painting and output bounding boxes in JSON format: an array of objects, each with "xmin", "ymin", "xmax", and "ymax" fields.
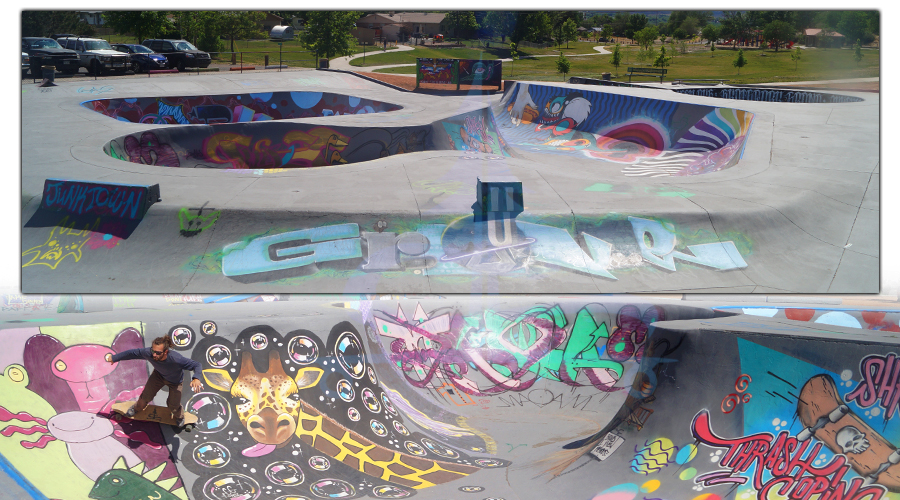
[
  {"xmin": 190, "ymin": 323, "xmax": 508, "ymax": 499},
  {"xmin": 202, "ymin": 339, "xmax": 323, "ymax": 455}
]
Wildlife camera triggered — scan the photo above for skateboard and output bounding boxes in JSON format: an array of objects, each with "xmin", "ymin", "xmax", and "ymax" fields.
[
  {"xmin": 112, "ymin": 401, "xmax": 198, "ymax": 431},
  {"xmin": 797, "ymin": 374, "xmax": 900, "ymax": 491}
]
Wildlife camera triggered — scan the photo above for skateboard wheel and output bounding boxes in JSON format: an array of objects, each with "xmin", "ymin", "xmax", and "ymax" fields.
[
  {"xmin": 889, "ymin": 450, "xmax": 900, "ymax": 464},
  {"xmin": 797, "ymin": 428, "xmax": 813, "ymax": 441},
  {"xmin": 829, "ymin": 405, "xmax": 849, "ymax": 423}
]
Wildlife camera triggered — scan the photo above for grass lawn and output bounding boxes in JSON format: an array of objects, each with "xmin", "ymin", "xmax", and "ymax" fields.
[
  {"xmin": 350, "ymin": 40, "xmax": 606, "ymax": 67},
  {"xmin": 374, "ymin": 43, "xmax": 879, "ymax": 85}
]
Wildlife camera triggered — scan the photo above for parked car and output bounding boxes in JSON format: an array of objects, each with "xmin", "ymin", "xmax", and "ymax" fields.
[
  {"xmin": 111, "ymin": 43, "xmax": 167, "ymax": 73},
  {"xmin": 21, "ymin": 37, "xmax": 81, "ymax": 75},
  {"xmin": 141, "ymin": 39, "xmax": 211, "ymax": 72},
  {"xmin": 22, "ymin": 52, "xmax": 30, "ymax": 78},
  {"xmin": 50, "ymin": 33, "xmax": 78, "ymax": 40},
  {"xmin": 57, "ymin": 37, "xmax": 130, "ymax": 75}
]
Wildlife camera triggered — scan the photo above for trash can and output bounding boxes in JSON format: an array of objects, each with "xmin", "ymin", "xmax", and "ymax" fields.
[
  {"xmin": 318, "ymin": 58, "xmax": 329, "ymax": 69},
  {"xmin": 602, "ymin": 72, "xmax": 611, "ymax": 81},
  {"xmin": 42, "ymin": 65, "xmax": 56, "ymax": 82}
]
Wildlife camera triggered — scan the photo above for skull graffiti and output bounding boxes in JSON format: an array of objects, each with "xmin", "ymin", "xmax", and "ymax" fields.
[{"xmin": 836, "ymin": 425, "xmax": 869, "ymax": 454}]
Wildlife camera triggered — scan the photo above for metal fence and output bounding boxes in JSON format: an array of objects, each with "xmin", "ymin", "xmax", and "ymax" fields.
[{"xmin": 516, "ymin": 40, "xmax": 553, "ymax": 49}]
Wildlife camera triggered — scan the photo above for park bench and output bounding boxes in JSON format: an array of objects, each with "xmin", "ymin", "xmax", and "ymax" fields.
[{"xmin": 627, "ymin": 67, "xmax": 667, "ymax": 83}]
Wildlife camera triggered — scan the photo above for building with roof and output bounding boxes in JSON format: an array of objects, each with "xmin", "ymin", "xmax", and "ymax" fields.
[
  {"xmin": 805, "ymin": 28, "xmax": 845, "ymax": 47},
  {"xmin": 353, "ymin": 12, "xmax": 448, "ymax": 43}
]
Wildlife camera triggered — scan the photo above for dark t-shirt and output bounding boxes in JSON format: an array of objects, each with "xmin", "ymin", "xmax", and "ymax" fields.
[{"xmin": 111, "ymin": 347, "xmax": 202, "ymax": 384}]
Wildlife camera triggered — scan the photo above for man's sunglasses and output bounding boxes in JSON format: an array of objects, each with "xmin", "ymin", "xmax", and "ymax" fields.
[{"xmin": 152, "ymin": 349, "xmax": 167, "ymax": 356}]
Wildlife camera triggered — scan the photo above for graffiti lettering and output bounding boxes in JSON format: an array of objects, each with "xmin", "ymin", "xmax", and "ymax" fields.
[
  {"xmin": 22, "ymin": 216, "xmax": 98, "ymax": 269},
  {"xmin": 373, "ymin": 303, "xmax": 663, "ymax": 396},
  {"xmin": 220, "ymin": 218, "xmax": 748, "ymax": 279},
  {"xmin": 178, "ymin": 207, "xmax": 220, "ymax": 237},
  {"xmin": 691, "ymin": 410, "xmax": 884, "ymax": 500},
  {"xmin": 41, "ymin": 180, "xmax": 155, "ymax": 220},
  {"xmin": 222, "ymin": 223, "xmax": 362, "ymax": 276},
  {"xmin": 674, "ymin": 88, "xmax": 864, "ymax": 103},
  {"xmin": 846, "ymin": 353, "xmax": 900, "ymax": 420}
]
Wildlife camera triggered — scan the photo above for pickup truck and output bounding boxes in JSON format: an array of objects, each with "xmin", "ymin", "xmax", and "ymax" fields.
[
  {"xmin": 21, "ymin": 37, "xmax": 81, "ymax": 76},
  {"xmin": 57, "ymin": 37, "xmax": 130, "ymax": 75}
]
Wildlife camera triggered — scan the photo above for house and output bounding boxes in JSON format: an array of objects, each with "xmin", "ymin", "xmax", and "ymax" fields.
[
  {"xmin": 353, "ymin": 12, "xmax": 447, "ymax": 44},
  {"xmin": 805, "ymin": 28, "xmax": 845, "ymax": 48},
  {"xmin": 258, "ymin": 12, "xmax": 283, "ymax": 33},
  {"xmin": 76, "ymin": 11, "xmax": 104, "ymax": 26}
]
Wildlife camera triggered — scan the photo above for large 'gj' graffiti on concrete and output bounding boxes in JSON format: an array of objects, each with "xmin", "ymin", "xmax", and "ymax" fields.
[
  {"xmin": 84, "ymin": 92, "xmax": 402, "ymax": 124},
  {"xmin": 217, "ymin": 215, "xmax": 749, "ymax": 280},
  {"xmin": 497, "ymin": 83, "xmax": 754, "ymax": 177},
  {"xmin": 370, "ymin": 302, "xmax": 665, "ymax": 396}
]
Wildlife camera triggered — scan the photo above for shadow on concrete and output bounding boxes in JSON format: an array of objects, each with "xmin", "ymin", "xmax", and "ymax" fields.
[{"xmin": 24, "ymin": 209, "xmax": 143, "ymax": 240}]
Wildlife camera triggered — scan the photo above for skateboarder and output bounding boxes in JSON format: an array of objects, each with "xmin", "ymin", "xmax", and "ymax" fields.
[{"xmin": 106, "ymin": 336, "xmax": 203, "ymax": 427}]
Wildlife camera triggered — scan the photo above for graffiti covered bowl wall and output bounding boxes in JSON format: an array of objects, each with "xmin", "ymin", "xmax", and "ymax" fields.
[
  {"xmin": 496, "ymin": 83, "xmax": 756, "ymax": 177},
  {"xmin": 83, "ymin": 91, "xmax": 403, "ymax": 125}
]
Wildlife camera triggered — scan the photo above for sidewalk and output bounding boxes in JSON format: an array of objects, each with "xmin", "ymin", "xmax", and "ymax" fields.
[{"xmin": 331, "ymin": 44, "xmax": 614, "ymax": 74}]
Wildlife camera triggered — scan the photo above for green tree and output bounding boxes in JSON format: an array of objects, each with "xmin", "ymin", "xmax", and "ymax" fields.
[
  {"xmin": 556, "ymin": 52, "xmax": 570, "ymax": 80},
  {"xmin": 653, "ymin": 46, "xmax": 672, "ymax": 69},
  {"xmin": 633, "ymin": 26, "xmax": 659, "ymax": 50},
  {"xmin": 701, "ymin": 24, "xmax": 719, "ymax": 45},
  {"xmin": 22, "ymin": 10, "xmax": 95, "ymax": 37},
  {"xmin": 610, "ymin": 42, "xmax": 622, "ymax": 76},
  {"xmin": 102, "ymin": 11, "xmax": 171, "ymax": 43},
  {"xmin": 762, "ymin": 19, "xmax": 794, "ymax": 51},
  {"xmin": 679, "ymin": 16, "xmax": 700, "ymax": 38},
  {"xmin": 790, "ymin": 46, "xmax": 801, "ymax": 69},
  {"xmin": 711, "ymin": 41, "xmax": 716, "ymax": 57},
  {"xmin": 732, "ymin": 48, "xmax": 747, "ymax": 74},
  {"xmin": 625, "ymin": 13, "xmax": 648, "ymax": 43},
  {"xmin": 561, "ymin": 18, "xmax": 578, "ymax": 48},
  {"xmin": 170, "ymin": 11, "xmax": 204, "ymax": 46},
  {"xmin": 509, "ymin": 42, "xmax": 518, "ymax": 77},
  {"xmin": 446, "ymin": 11, "xmax": 478, "ymax": 44},
  {"xmin": 483, "ymin": 11, "xmax": 515, "ymax": 42},
  {"xmin": 853, "ymin": 38, "xmax": 864, "ymax": 66},
  {"xmin": 511, "ymin": 11, "xmax": 552, "ymax": 44},
  {"xmin": 838, "ymin": 11, "xmax": 870, "ymax": 47},
  {"xmin": 611, "ymin": 12, "xmax": 629, "ymax": 38},
  {"xmin": 219, "ymin": 11, "xmax": 265, "ymax": 54},
  {"xmin": 600, "ymin": 25, "xmax": 613, "ymax": 40},
  {"xmin": 721, "ymin": 11, "xmax": 756, "ymax": 48},
  {"xmin": 300, "ymin": 11, "xmax": 361, "ymax": 59}
]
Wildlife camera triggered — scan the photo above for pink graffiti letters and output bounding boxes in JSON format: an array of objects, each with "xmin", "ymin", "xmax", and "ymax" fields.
[
  {"xmin": 691, "ymin": 410, "xmax": 885, "ymax": 500},
  {"xmin": 846, "ymin": 353, "xmax": 900, "ymax": 420},
  {"xmin": 374, "ymin": 303, "xmax": 661, "ymax": 396}
]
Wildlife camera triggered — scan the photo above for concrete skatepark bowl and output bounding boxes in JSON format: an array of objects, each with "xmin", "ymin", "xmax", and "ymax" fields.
[
  {"xmin": 2, "ymin": 294, "xmax": 900, "ymax": 500},
  {"xmin": 21, "ymin": 71, "xmax": 878, "ymax": 293}
]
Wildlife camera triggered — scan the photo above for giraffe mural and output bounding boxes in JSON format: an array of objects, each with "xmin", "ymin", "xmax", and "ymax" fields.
[{"xmin": 189, "ymin": 322, "xmax": 507, "ymax": 499}]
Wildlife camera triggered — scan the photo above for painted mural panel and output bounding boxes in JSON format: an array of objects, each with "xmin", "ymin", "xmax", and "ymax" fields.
[
  {"xmin": 415, "ymin": 59, "xmax": 457, "ymax": 85},
  {"xmin": 458, "ymin": 60, "xmax": 502, "ymax": 87},
  {"xmin": 0, "ymin": 322, "xmax": 186, "ymax": 500},
  {"xmin": 496, "ymin": 83, "xmax": 754, "ymax": 177}
]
